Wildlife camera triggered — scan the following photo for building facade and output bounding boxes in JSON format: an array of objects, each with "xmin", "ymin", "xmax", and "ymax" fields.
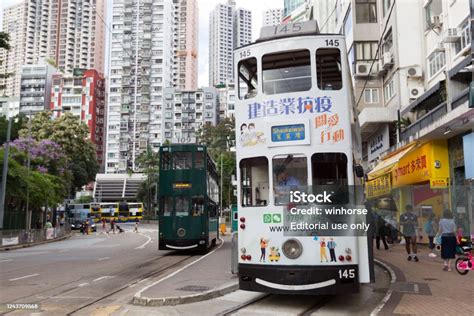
[
  {"xmin": 162, "ymin": 87, "xmax": 219, "ymax": 144},
  {"xmin": 50, "ymin": 69, "xmax": 106, "ymax": 169},
  {"xmin": 19, "ymin": 62, "xmax": 57, "ymax": 114},
  {"xmin": 173, "ymin": 0, "xmax": 198, "ymax": 91},
  {"xmin": 105, "ymin": 0, "xmax": 175, "ymax": 173},
  {"xmin": 208, "ymin": 0, "xmax": 252, "ymax": 87},
  {"xmin": 262, "ymin": 8, "xmax": 283, "ymax": 27},
  {"xmin": 0, "ymin": 0, "xmax": 106, "ymax": 97},
  {"xmin": 216, "ymin": 82, "xmax": 236, "ymax": 119},
  {"xmin": 0, "ymin": 97, "xmax": 20, "ymax": 118}
]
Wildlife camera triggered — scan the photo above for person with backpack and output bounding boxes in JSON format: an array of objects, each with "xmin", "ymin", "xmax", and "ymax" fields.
[{"xmin": 424, "ymin": 214, "xmax": 437, "ymax": 257}]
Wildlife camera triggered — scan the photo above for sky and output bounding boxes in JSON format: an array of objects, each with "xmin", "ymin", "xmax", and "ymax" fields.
[{"xmin": 1, "ymin": 0, "xmax": 283, "ymax": 87}]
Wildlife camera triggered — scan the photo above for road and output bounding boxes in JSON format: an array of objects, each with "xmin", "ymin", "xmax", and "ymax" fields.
[{"xmin": 0, "ymin": 223, "xmax": 200, "ymax": 315}]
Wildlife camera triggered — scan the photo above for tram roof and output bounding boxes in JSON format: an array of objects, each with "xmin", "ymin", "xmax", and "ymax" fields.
[{"xmin": 237, "ymin": 20, "xmax": 341, "ymax": 49}]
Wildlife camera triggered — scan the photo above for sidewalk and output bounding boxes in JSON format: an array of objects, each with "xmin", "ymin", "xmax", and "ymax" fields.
[
  {"xmin": 133, "ymin": 234, "xmax": 238, "ymax": 307},
  {"xmin": 374, "ymin": 243, "xmax": 474, "ymax": 315}
]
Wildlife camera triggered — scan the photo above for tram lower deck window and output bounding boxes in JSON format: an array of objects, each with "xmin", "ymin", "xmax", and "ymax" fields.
[
  {"xmin": 240, "ymin": 157, "xmax": 269, "ymax": 207},
  {"xmin": 312, "ymin": 153, "xmax": 348, "ymax": 204},
  {"xmin": 175, "ymin": 196, "xmax": 190, "ymax": 216},
  {"xmin": 262, "ymin": 49, "xmax": 311, "ymax": 95},
  {"xmin": 316, "ymin": 48, "xmax": 342, "ymax": 90},
  {"xmin": 273, "ymin": 154, "xmax": 307, "ymax": 205}
]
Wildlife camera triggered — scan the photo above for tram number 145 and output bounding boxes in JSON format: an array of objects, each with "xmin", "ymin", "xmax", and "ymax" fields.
[{"xmin": 338, "ymin": 269, "xmax": 356, "ymax": 279}]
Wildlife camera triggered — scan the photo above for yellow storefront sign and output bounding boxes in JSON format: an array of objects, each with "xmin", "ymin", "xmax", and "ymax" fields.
[
  {"xmin": 366, "ymin": 174, "xmax": 392, "ymax": 199},
  {"xmin": 391, "ymin": 140, "xmax": 449, "ymax": 188}
]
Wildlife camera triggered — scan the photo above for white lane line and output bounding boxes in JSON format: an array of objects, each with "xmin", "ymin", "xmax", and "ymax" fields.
[
  {"xmin": 9, "ymin": 273, "xmax": 39, "ymax": 281},
  {"xmin": 93, "ymin": 276, "xmax": 114, "ymax": 282},
  {"xmin": 134, "ymin": 233, "xmax": 152, "ymax": 249},
  {"xmin": 0, "ymin": 259, "xmax": 13, "ymax": 263},
  {"xmin": 134, "ymin": 238, "xmax": 224, "ymax": 299},
  {"xmin": 78, "ymin": 282, "xmax": 89, "ymax": 287},
  {"xmin": 98, "ymin": 257, "xmax": 110, "ymax": 261}
]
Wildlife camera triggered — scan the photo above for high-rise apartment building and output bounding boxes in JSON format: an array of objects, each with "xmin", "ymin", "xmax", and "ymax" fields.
[
  {"xmin": 105, "ymin": 0, "xmax": 175, "ymax": 173},
  {"xmin": 283, "ymin": 0, "xmax": 306, "ymax": 18},
  {"xmin": 19, "ymin": 62, "xmax": 57, "ymax": 114},
  {"xmin": 50, "ymin": 69, "xmax": 106, "ymax": 169},
  {"xmin": 0, "ymin": 0, "xmax": 106, "ymax": 97},
  {"xmin": 209, "ymin": 0, "xmax": 252, "ymax": 87},
  {"xmin": 262, "ymin": 8, "xmax": 283, "ymax": 27},
  {"xmin": 0, "ymin": 3, "xmax": 26, "ymax": 97},
  {"xmin": 173, "ymin": 0, "xmax": 198, "ymax": 91}
]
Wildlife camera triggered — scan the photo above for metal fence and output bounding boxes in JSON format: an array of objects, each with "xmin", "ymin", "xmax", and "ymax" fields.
[{"xmin": 0, "ymin": 225, "xmax": 71, "ymax": 248}]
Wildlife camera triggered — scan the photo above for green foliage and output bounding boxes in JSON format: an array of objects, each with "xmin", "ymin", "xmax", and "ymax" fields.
[
  {"xmin": 136, "ymin": 146, "xmax": 159, "ymax": 216},
  {"xmin": 197, "ymin": 118, "xmax": 236, "ymax": 208},
  {"xmin": 0, "ymin": 113, "xmax": 27, "ymax": 145},
  {"xmin": 18, "ymin": 111, "xmax": 99, "ymax": 195},
  {"xmin": 75, "ymin": 195, "xmax": 93, "ymax": 203}
]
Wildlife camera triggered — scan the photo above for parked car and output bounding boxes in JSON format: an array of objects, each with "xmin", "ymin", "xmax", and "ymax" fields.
[{"xmin": 70, "ymin": 220, "xmax": 97, "ymax": 232}]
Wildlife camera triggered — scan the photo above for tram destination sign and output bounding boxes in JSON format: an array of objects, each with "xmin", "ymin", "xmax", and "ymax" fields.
[
  {"xmin": 173, "ymin": 182, "xmax": 192, "ymax": 189},
  {"xmin": 258, "ymin": 20, "xmax": 319, "ymax": 42},
  {"xmin": 271, "ymin": 124, "xmax": 305, "ymax": 142}
]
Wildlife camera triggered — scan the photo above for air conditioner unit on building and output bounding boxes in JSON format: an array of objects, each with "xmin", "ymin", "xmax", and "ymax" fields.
[
  {"xmin": 410, "ymin": 87, "xmax": 424, "ymax": 99},
  {"xmin": 443, "ymin": 28, "xmax": 460, "ymax": 43},
  {"xmin": 377, "ymin": 60, "xmax": 387, "ymax": 75},
  {"xmin": 382, "ymin": 52, "xmax": 394, "ymax": 69},
  {"xmin": 430, "ymin": 15, "xmax": 442, "ymax": 27},
  {"xmin": 355, "ymin": 61, "xmax": 371, "ymax": 77},
  {"xmin": 407, "ymin": 66, "xmax": 422, "ymax": 78}
]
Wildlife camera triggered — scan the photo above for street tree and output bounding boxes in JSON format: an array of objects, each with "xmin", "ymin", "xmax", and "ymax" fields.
[
  {"xmin": 19, "ymin": 111, "xmax": 99, "ymax": 195},
  {"xmin": 0, "ymin": 113, "xmax": 28, "ymax": 145},
  {"xmin": 136, "ymin": 146, "xmax": 159, "ymax": 218}
]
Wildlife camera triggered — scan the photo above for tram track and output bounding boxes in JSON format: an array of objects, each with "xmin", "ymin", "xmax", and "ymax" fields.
[
  {"xmin": 3, "ymin": 252, "xmax": 200, "ymax": 315},
  {"xmin": 219, "ymin": 293, "xmax": 333, "ymax": 316}
]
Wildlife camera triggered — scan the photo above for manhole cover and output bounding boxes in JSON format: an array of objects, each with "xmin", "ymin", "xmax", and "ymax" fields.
[
  {"xmin": 423, "ymin": 278, "xmax": 439, "ymax": 281},
  {"xmin": 177, "ymin": 285, "xmax": 211, "ymax": 292}
]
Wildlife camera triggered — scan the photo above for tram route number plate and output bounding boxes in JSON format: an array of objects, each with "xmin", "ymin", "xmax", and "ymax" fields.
[{"xmin": 338, "ymin": 268, "xmax": 357, "ymax": 283}]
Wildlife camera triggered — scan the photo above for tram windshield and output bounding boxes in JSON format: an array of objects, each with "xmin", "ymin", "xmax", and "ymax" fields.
[
  {"xmin": 262, "ymin": 49, "xmax": 311, "ymax": 95},
  {"xmin": 173, "ymin": 152, "xmax": 192, "ymax": 170},
  {"xmin": 273, "ymin": 154, "xmax": 307, "ymax": 205},
  {"xmin": 240, "ymin": 157, "xmax": 269, "ymax": 207},
  {"xmin": 312, "ymin": 153, "xmax": 348, "ymax": 204}
]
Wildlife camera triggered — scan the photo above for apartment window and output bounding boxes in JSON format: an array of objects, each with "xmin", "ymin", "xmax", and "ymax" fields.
[
  {"xmin": 425, "ymin": 0, "xmax": 442, "ymax": 29},
  {"xmin": 383, "ymin": 0, "xmax": 392, "ymax": 16},
  {"xmin": 428, "ymin": 51, "xmax": 446, "ymax": 78},
  {"xmin": 364, "ymin": 88, "xmax": 379, "ymax": 104},
  {"xmin": 383, "ymin": 30, "xmax": 393, "ymax": 53},
  {"xmin": 384, "ymin": 80, "xmax": 395, "ymax": 102},
  {"xmin": 355, "ymin": 0, "xmax": 377, "ymax": 23},
  {"xmin": 454, "ymin": 19, "xmax": 471, "ymax": 55},
  {"xmin": 355, "ymin": 42, "xmax": 378, "ymax": 61}
]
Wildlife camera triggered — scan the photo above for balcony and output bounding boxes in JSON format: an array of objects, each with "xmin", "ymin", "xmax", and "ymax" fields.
[{"xmin": 358, "ymin": 106, "xmax": 397, "ymax": 135}]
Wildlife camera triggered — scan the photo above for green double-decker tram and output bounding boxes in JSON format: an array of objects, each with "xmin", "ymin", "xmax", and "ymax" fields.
[{"xmin": 158, "ymin": 145, "xmax": 219, "ymax": 251}]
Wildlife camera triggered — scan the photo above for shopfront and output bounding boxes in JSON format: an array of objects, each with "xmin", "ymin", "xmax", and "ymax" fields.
[{"xmin": 366, "ymin": 140, "xmax": 450, "ymax": 242}]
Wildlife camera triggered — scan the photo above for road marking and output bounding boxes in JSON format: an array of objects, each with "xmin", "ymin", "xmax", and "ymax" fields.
[
  {"xmin": 78, "ymin": 282, "xmax": 89, "ymax": 287},
  {"xmin": 59, "ymin": 249, "xmax": 70, "ymax": 253},
  {"xmin": 98, "ymin": 257, "xmax": 110, "ymax": 261},
  {"xmin": 134, "ymin": 237, "xmax": 224, "ymax": 299},
  {"xmin": 93, "ymin": 276, "xmax": 114, "ymax": 282},
  {"xmin": 134, "ymin": 233, "xmax": 152, "ymax": 249},
  {"xmin": 9, "ymin": 273, "xmax": 39, "ymax": 281},
  {"xmin": 0, "ymin": 259, "xmax": 13, "ymax": 263}
]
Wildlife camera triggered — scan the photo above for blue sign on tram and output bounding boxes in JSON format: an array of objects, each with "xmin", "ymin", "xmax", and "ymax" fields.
[{"xmin": 271, "ymin": 124, "xmax": 305, "ymax": 142}]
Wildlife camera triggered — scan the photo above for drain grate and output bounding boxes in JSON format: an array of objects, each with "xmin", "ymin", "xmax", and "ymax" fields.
[
  {"xmin": 391, "ymin": 282, "xmax": 432, "ymax": 295},
  {"xmin": 177, "ymin": 285, "xmax": 211, "ymax": 292}
]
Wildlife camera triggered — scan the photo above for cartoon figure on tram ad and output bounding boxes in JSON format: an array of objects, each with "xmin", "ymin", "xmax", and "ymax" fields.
[
  {"xmin": 320, "ymin": 237, "xmax": 329, "ymax": 262},
  {"xmin": 260, "ymin": 237, "xmax": 269, "ymax": 262},
  {"xmin": 268, "ymin": 246, "xmax": 281, "ymax": 262},
  {"xmin": 328, "ymin": 237, "xmax": 337, "ymax": 262},
  {"xmin": 240, "ymin": 123, "xmax": 265, "ymax": 147}
]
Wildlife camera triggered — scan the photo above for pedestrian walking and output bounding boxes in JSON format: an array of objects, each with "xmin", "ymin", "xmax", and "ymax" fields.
[
  {"xmin": 102, "ymin": 217, "xmax": 106, "ymax": 230},
  {"xmin": 84, "ymin": 219, "xmax": 90, "ymax": 235},
  {"xmin": 110, "ymin": 219, "xmax": 116, "ymax": 234},
  {"xmin": 424, "ymin": 214, "xmax": 437, "ymax": 257},
  {"xmin": 399, "ymin": 204, "xmax": 419, "ymax": 262},
  {"xmin": 375, "ymin": 215, "xmax": 389, "ymax": 250},
  {"xmin": 44, "ymin": 220, "xmax": 53, "ymax": 229},
  {"xmin": 439, "ymin": 209, "xmax": 457, "ymax": 271}
]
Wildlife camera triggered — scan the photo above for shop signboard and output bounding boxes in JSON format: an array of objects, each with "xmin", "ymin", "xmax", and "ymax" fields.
[
  {"xmin": 366, "ymin": 173, "xmax": 391, "ymax": 199},
  {"xmin": 368, "ymin": 125, "xmax": 389, "ymax": 162}
]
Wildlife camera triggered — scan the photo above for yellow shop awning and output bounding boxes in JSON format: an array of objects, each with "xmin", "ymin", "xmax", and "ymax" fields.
[{"xmin": 367, "ymin": 144, "xmax": 417, "ymax": 180}]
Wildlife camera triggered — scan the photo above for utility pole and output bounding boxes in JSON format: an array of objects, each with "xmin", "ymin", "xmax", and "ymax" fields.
[
  {"xmin": 26, "ymin": 111, "xmax": 32, "ymax": 229},
  {"xmin": 0, "ymin": 116, "xmax": 13, "ymax": 229},
  {"xmin": 220, "ymin": 153, "xmax": 223, "ymax": 214}
]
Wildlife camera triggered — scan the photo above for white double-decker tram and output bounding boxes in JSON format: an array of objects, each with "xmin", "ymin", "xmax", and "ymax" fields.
[{"xmin": 234, "ymin": 21, "xmax": 374, "ymax": 295}]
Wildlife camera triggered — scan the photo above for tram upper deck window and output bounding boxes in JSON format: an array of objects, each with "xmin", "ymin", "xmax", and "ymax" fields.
[
  {"xmin": 238, "ymin": 57, "xmax": 258, "ymax": 100},
  {"xmin": 262, "ymin": 49, "xmax": 311, "ymax": 95},
  {"xmin": 162, "ymin": 152, "xmax": 171, "ymax": 170},
  {"xmin": 312, "ymin": 153, "xmax": 348, "ymax": 204},
  {"xmin": 239, "ymin": 157, "xmax": 269, "ymax": 207},
  {"xmin": 273, "ymin": 154, "xmax": 307, "ymax": 205},
  {"xmin": 173, "ymin": 152, "xmax": 192, "ymax": 169},
  {"xmin": 316, "ymin": 48, "xmax": 342, "ymax": 90}
]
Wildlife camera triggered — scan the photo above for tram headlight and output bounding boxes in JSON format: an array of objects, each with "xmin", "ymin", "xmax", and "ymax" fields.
[
  {"xmin": 282, "ymin": 239, "xmax": 303, "ymax": 259},
  {"xmin": 177, "ymin": 228, "xmax": 186, "ymax": 237}
]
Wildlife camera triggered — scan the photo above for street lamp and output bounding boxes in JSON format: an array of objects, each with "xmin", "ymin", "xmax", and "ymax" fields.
[{"xmin": 0, "ymin": 116, "xmax": 13, "ymax": 229}]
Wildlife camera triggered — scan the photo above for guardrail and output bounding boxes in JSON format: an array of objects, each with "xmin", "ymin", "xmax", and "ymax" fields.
[{"xmin": 0, "ymin": 225, "xmax": 71, "ymax": 248}]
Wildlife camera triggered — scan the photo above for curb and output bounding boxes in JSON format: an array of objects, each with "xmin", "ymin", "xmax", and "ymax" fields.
[
  {"xmin": 370, "ymin": 258, "xmax": 397, "ymax": 316},
  {"xmin": 132, "ymin": 281, "xmax": 239, "ymax": 307},
  {"xmin": 0, "ymin": 233, "xmax": 72, "ymax": 251}
]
